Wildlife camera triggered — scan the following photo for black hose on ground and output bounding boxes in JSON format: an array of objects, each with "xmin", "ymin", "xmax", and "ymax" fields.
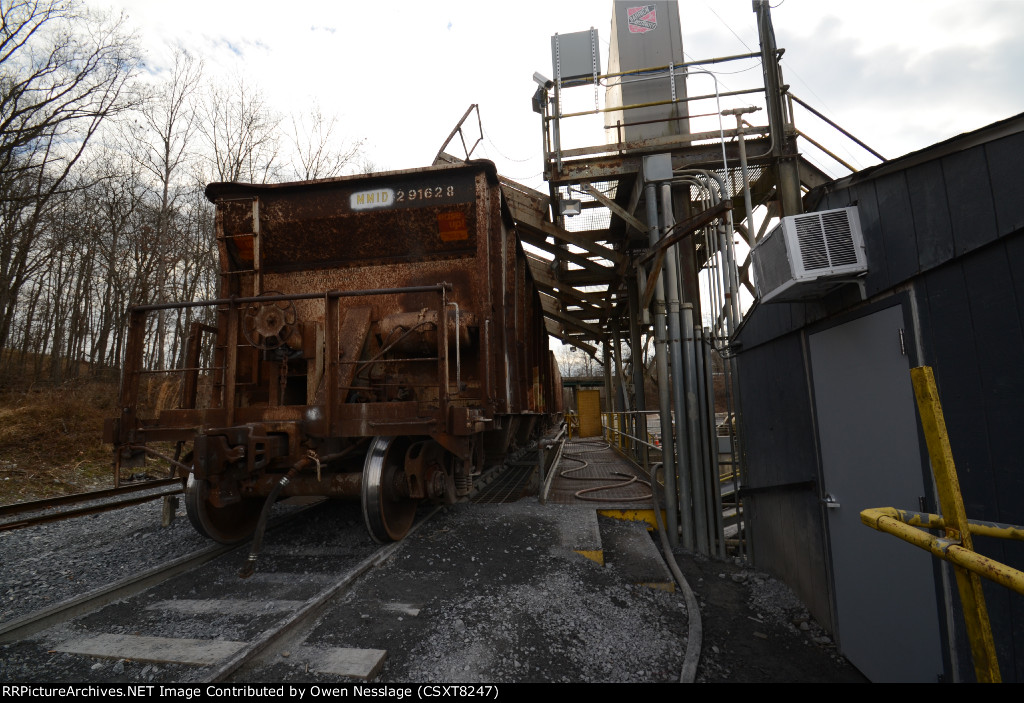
[
  {"xmin": 238, "ymin": 457, "xmax": 312, "ymax": 578},
  {"xmin": 560, "ymin": 441, "xmax": 653, "ymax": 502},
  {"xmin": 650, "ymin": 462, "xmax": 703, "ymax": 683}
]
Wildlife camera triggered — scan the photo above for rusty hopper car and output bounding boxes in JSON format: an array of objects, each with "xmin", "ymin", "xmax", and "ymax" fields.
[{"xmin": 106, "ymin": 160, "xmax": 562, "ymax": 544}]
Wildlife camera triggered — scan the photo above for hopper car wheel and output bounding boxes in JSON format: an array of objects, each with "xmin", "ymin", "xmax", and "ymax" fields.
[
  {"xmin": 185, "ymin": 472, "xmax": 262, "ymax": 544},
  {"xmin": 361, "ymin": 436, "xmax": 417, "ymax": 543}
]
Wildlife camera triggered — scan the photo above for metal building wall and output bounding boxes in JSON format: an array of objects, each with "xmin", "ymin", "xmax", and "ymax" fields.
[
  {"xmin": 735, "ymin": 114, "xmax": 1024, "ymax": 681},
  {"xmin": 735, "ymin": 333, "xmax": 833, "ymax": 631}
]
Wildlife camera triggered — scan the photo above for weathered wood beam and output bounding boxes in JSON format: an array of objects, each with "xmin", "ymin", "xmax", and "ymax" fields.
[
  {"xmin": 527, "ymin": 253, "xmax": 618, "ymax": 287},
  {"xmin": 581, "ymin": 183, "xmax": 647, "ymax": 234},
  {"xmin": 521, "ymin": 234, "xmax": 616, "ymax": 276},
  {"xmin": 637, "ymin": 199, "xmax": 733, "ymax": 266},
  {"xmin": 545, "ymin": 319, "xmax": 599, "ymax": 357},
  {"xmin": 540, "ymin": 296, "xmax": 605, "ymax": 338},
  {"xmin": 528, "ymin": 261, "xmax": 612, "ymax": 309},
  {"xmin": 549, "ymin": 138, "xmax": 772, "ymax": 184},
  {"xmin": 514, "ymin": 209, "xmax": 624, "ymax": 265},
  {"xmin": 536, "ymin": 284, "xmax": 605, "ymax": 318}
]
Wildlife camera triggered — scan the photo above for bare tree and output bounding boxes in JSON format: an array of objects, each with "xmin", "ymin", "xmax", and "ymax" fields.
[
  {"xmin": 0, "ymin": 0, "xmax": 140, "ymax": 353},
  {"xmin": 555, "ymin": 343, "xmax": 603, "ymax": 378},
  {"xmin": 200, "ymin": 75, "xmax": 281, "ymax": 183},
  {"xmin": 124, "ymin": 48, "xmax": 203, "ymax": 368},
  {"xmin": 127, "ymin": 48, "xmax": 203, "ymax": 221},
  {"xmin": 288, "ymin": 102, "xmax": 363, "ymax": 180}
]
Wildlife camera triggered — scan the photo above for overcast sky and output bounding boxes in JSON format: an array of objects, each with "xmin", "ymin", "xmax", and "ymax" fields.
[{"xmin": 92, "ymin": 0, "xmax": 1024, "ymax": 188}]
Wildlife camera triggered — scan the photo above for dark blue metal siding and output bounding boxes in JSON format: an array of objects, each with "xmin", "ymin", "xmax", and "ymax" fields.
[
  {"xmin": 906, "ymin": 159, "xmax": 956, "ymax": 271},
  {"xmin": 849, "ymin": 181, "xmax": 888, "ymax": 296},
  {"xmin": 915, "ymin": 238, "xmax": 1024, "ymax": 681},
  {"xmin": 875, "ymin": 171, "xmax": 920, "ymax": 285},
  {"xmin": 984, "ymin": 130, "xmax": 1024, "ymax": 237},
  {"xmin": 915, "ymin": 263, "xmax": 994, "ymax": 516},
  {"xmin": 737, "ymin": 330, "xmax": 832, "ymax": 630},
  {"xmin": 942, "ymin": 147, "xmax": 999, "ymax": 256},
  {"xmin": 735, "ymin": 299, "xmax": 803, "ymax": 350},
  {"xmin": 738, "ymin": 332, "xmax": 817, "ymax": 488}
]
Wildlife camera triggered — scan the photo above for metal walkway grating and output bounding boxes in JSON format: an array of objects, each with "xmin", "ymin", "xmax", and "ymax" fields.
[
  {"xmin": 471, "ymin": 461, "xmax": 538, "ymax": 503},
  {"xmin": 547, "ymin": 440, "xmax": 658, "ymax": 507}
]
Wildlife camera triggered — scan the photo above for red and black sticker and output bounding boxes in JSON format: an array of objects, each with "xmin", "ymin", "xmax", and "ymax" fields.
[
  {"xmin": 437, "ymin": 210, "xmax": 468, "ymax": 241},
  {"xmin": 627, "ymin": 5, "xmax": 657, "ymax": 34}
]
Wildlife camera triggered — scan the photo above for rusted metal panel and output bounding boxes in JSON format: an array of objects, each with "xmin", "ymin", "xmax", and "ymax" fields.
[
  {"xmin": 336, "ymin": 401, "xmax": 439, "ymax": 437},
  {"xmin": 242, "ymin": 472, "xmax": 361, "ymax": 498},
  {"xmin": 335, "ymin": 305, "xmax": 373, "ymax": 402}
]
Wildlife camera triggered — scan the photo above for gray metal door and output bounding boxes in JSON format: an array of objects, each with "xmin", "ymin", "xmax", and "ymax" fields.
[{"xmin": 809, "ymin": 305, "xmax": 943, "ymax": 682}]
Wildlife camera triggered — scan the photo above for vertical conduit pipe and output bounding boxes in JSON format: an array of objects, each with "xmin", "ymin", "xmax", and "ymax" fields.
[
  {"xmin": 646, "ymin": 182, "xmax": 679, "ymax": 545},
  {"xmin": 735, "ymin": 112, "xmax": 758, "ymax": 247},
  {"xmin": 602, "ymin": 338, "xmax": 614, "ymax": 416},
  {"xmin": 690, "ymin": 307, "xmax": 717, "ymax": 554},
  {"xmin": 676, "ymin": 175, "xmax": 719, "ymax": 541},
  {"xmin": 703, "ymin": 328, "xmax": 726, "ymax": 558},
  {"xmin": 659, "ymin": 181, "xmax": 697, "ymax": 552},
  {"xmin": 628, "ymin": 274, "xmax": 649, "ymax": 470},
  {"xmin": 667, "ymin": 171, "xmax": 737, "ymax": 557},
  {"xmin": 681, "ymin": 302, "xmax": 709, "ymax": 555},
  {"xmin": 697, "ymin": 170, "xmax": 741, "ymax": 333},
  {"xmin": 696, "ymin": 169, "xmax": 747, "ymax": 558}
]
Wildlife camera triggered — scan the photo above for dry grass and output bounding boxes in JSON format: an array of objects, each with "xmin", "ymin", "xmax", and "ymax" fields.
[{"xmin": 0, "ymin": 380, "xmax": 119, "ymax": 505}]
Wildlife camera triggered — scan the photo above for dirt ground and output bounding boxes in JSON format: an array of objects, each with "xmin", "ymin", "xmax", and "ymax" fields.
[
  {"xmin": 672, "ymin": 549, "xmax": 868, "ymax": 682},
  {"xmin": 0, "ymin": 381, "xmax": 115, "ymax": 505}
]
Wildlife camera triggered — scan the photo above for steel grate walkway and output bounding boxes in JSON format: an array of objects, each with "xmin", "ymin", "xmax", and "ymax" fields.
[
  {"xmin": 471, "ymin": 459, "xmax": 539, "ymax": 503},
  {"xmin": 547, "ymin": 440, "xmax": 658, "ymax": 507}
]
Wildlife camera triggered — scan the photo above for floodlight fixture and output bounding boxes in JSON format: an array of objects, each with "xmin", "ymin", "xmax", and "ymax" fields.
[{"xmin": 559, "ymin": 198, "xmax": 582, "ymax": 217}]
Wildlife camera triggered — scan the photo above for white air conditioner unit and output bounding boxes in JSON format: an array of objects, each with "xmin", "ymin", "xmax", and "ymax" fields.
[{"xmin": 751, "ymin": 206, "xmax": 867, "ymax": 303}]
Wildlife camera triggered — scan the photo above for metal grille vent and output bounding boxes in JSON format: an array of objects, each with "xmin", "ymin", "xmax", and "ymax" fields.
[
  {"xmin": 792, "ymin": 209, "xmax": 860, "ymax": 271},
  {"xmin": 796, "ymin": 216, "xmax": 829, "ymax": 270},
  {"xmin": 750, "ymin": 206, "xmax": 867, "ymax": 303},
  {"xmin": 821, "ymin": 210, "xmax": 858, "ymax": 266}
]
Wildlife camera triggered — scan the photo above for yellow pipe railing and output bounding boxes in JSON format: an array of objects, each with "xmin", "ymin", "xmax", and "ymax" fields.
[
  {"xmin": 860, "ymin": 508, "xmax": 1024, "ymax": 597},
  {"xmin": 565, "ymin": 411, "xmax": 580, "ymax": 439},
  {"xmin": 860, "ymin": 366, "xmax": 1024, "ymax": 683},
  {"xmin": 600, "ymin": 411, "xmax": 663, "ymax": 452}
]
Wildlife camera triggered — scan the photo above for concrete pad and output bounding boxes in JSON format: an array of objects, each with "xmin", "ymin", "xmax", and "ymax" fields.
[
  {"xmin": 599, "ymin": 516, "xmax": 674, "ymax": 591},
  {"xmin": 56, "ymin": 633, "xmax": 245, "ymax": 665},
  {"xmin": 548, "ymin": 506, "xmax": 603, "ymax": 564},
  {"xmin": 146, "ymin": 599, "xmax": 303, "ymax": 616},
  {"xmin": 294, "ymin": 645, "xmax": 386, "ymax": 679},
  {"xmin": 598, "ymin": 508, "xmax": 663, "ymax": 531}
]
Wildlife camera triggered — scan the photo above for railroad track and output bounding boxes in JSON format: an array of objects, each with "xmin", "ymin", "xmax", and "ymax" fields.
[
  {"xmin": 0, "ymin": 478, "xmax": 183, "ymax": 532},
  {"xmin": 0, "ymin": 501, "xmax": 437, "ymax": 683}
]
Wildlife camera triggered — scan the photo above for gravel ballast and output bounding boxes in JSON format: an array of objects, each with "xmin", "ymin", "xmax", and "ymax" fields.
[{"xmin": 1, "ymin": 494, "xmax": 866, "ymax": 683}]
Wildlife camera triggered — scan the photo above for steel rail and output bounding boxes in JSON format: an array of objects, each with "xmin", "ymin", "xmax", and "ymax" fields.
[
  {"xmin": 0, "ymin": 501, "xmax": 325, "ymax": 644},
  {"xmin": 205, "ymin": 506, "xmax": 443, "ymax": 682},
  {"xmin": 0, "ymin": 479, "xmax": 183, "ymax": 532},
  {"xmin": 0, "ymin": 541, "xmax": 241, "ymax": 644}
]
